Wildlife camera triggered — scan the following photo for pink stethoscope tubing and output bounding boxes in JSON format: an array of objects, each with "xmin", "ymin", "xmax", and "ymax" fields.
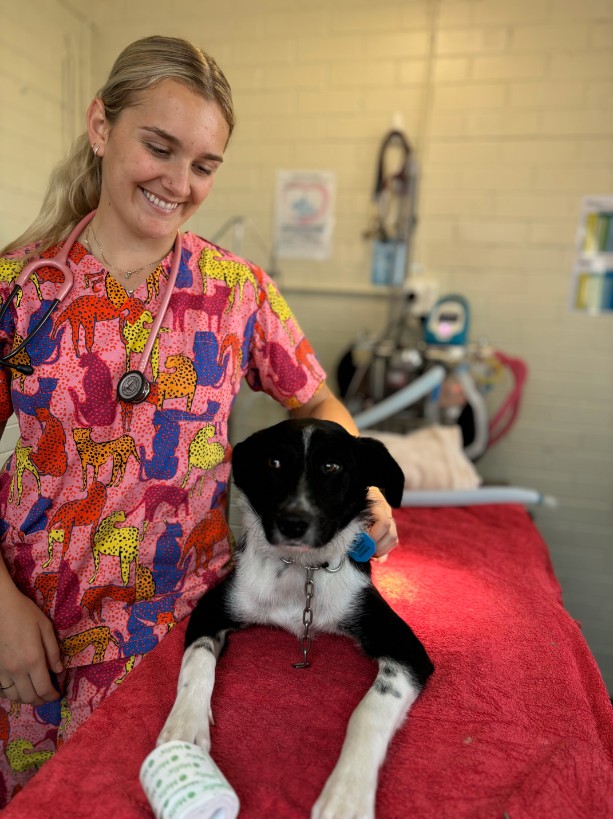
[{"xmin": 0, "ymin": 209, "xmax": 181, "ymax": 394}]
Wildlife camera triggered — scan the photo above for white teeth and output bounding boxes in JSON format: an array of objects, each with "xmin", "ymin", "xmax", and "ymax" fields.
[{"xmin": 142, "ymin": 188, "xmax": 178, "ymax": 211}]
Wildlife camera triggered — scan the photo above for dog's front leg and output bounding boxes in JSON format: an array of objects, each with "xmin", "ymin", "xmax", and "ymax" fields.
[
  {"xmin": 157, "ymin": 632, "xmax": 227, "ymax": 752},
  {"xmin": 157, "ymin": 575, "xmax": 239, "ymax": 751},
  {"xmin": 313, "ymin": 586, "xmax": 433, "ymax": 819},
  {"xmin": 311, "ymin": 658, "xmax": 420, "ymax": 819}
]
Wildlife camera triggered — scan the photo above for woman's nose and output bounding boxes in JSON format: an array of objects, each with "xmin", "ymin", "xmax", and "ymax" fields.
[{"xmin": 164, "ymin": 163, "xmax": 190, "ymax": 197}]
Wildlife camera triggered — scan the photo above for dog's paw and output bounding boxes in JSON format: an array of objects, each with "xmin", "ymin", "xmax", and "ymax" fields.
[
  {"xmin": 156, "ymin": 716, "xmax": 191, "ymax": 747},
  {"xmin": 156, "ymin": 710, "xmax": 211, "ymax": 753},
  {"xmin": 311, "ymin": 769, "xmax": 377, "ymax": 819}
]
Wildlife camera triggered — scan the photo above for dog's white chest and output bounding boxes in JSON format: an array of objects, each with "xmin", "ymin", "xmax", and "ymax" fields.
[{"xmin": 229, "ymin": 550, "xmax": 369, "ymax": 638}]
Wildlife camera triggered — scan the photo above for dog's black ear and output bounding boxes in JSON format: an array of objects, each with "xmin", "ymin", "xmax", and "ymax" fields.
[{"xmin": 355, "ymin": 436, "xmax": 405, "ymax": 508}]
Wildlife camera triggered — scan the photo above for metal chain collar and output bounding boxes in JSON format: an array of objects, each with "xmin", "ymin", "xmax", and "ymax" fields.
[{"xmin": 280, "ymin": 556, "xmax": 345, "ymax": 668}]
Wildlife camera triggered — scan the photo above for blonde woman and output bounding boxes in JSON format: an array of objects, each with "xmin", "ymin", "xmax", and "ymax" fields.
[{"xmin": 0, "ymin": 35, "xmax": 397, "ymax": 805}]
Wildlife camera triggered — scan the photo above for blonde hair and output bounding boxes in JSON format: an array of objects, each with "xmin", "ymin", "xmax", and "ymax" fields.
[{"xmin": 1, "ymin": 35, "xmax": 235, "ymax": 257}]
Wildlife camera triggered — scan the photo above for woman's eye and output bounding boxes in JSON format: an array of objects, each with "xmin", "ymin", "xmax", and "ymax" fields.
[
  {"xmin": 267, "ymin": 458, "xmax": 282, "ymax": 470},
  {"xmin": 146, "ymin": 143, "xmax": 170, "ymax": 157},
  {"xmin": 194, "ymin": 164, "xmax": 213, "ymax": 177},
  {"xmin": 321, "ymin": 462, "xmax": 341, "ymax": 474}
]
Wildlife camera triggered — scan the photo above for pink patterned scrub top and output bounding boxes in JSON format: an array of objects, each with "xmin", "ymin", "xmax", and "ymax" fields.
[{"xmin": 0, "ymin": 231, "xmax": 326, "ymax": 667}]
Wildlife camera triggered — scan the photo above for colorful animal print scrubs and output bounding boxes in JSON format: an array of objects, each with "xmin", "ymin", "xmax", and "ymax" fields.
[{"xmin": 0, "ymin": 231, "xmax": 325, "ymax": 803}]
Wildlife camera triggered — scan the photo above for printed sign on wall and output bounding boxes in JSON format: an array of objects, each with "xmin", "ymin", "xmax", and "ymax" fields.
[{"xmin": 274, "ymin": 170, "xmax": 335, "ymax": 260}]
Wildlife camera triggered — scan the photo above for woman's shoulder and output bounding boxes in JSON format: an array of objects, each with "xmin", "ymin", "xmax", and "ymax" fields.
[
  {"xmin": 182, "ymin": 232, "xmax": 271, "ymax": 280},
  {"xmin": 0, "ymin": 239, "xmax": 50, "ymax": 267},
  {"xmin": 0, "ymin": 246, "xmax": 34, "ymax": 285},
  {"xmin": 0, "ymin": 243, "xmax": 35, "ymax": 262}
]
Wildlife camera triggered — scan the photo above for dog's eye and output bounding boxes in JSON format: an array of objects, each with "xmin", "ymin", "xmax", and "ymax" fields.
[
  {"xmin": 321, "ymin": 462, "xmax": 341, "ymax": 474},
  {"xmin": 267, "ymin": 458, "xmax": 282, "ymax": 470}
]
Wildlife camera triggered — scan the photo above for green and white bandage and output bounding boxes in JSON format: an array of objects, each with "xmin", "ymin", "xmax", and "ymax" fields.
[{"xmin": 140, "ymin": 741, "xmax": 240, "ymax": 819}]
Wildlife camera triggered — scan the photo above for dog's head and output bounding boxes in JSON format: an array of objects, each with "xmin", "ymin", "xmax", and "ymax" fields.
[{"xmin": 232, "ymin": 418, "xmax": 404, "ymax": 558}]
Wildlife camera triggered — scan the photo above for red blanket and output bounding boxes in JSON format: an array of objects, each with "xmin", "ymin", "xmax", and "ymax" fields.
[{"xmin": 4, "ymin": 506, "xmax": 613, "ymax": 818}]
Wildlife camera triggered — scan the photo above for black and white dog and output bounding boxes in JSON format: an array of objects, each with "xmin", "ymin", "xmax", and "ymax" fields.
[{"xmin": 158, "ymin": 419, "xmax": 434, "ymax": 818}]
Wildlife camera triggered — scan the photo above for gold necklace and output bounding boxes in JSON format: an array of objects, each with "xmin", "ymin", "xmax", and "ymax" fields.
[{"xmin": 87, "ymin": 224, "xmax": 168, "ymax": 280}]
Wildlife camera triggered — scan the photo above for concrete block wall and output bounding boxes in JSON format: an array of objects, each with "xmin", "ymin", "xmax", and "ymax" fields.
[
  {"xmin": 0, "ymin": 0, "xmax": 92, "ymax": 459},
  {"xmin": 1, "ymin": 0, "xmax": 612, "ymax": 690}
]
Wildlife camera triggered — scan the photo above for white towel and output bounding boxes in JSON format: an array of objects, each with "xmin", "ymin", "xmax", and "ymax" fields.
[{"xmin": 365, "ymin": 425, "xmax": 481, "ymax": 491}]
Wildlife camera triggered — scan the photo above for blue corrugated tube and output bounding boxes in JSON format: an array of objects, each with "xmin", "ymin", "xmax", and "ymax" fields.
[{"xmin": 353, "ymin": 365, "xmax": 446, "ymax": 430}]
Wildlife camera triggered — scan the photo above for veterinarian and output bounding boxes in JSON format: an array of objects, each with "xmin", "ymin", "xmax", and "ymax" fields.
[{"xmin": 0, "ymin": 35, "xmax": 397, "ymax": 805}]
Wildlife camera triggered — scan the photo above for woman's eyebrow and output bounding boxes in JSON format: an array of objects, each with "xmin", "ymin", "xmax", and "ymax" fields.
[{"xmin": 141, "ymin": 126, "xmax": 224, "ymax": 163}]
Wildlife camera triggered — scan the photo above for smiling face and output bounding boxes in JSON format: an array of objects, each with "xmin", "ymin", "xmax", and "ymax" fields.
[{"xmin": 87, "ymin": 79, "xmax": 230, "ymax": 249}]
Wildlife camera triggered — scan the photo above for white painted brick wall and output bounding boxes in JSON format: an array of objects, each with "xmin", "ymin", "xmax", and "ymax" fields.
[
  {"xmin": 0, "ymin": 0, "xmax": 92, "ymax": 463},
  {"xmin": 2, "ymin": 0, "xmax": 612, "ymax": 692}
]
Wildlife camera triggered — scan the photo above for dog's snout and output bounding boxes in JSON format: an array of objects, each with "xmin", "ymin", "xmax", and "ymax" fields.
[{"xmin": 276, "ymin": 513, "xmax": 310, "ymax": 540}]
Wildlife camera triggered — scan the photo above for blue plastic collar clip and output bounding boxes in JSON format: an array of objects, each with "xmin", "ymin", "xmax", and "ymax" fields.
[{"xmin": 348, "ymin": 532, "xmax": 376, "ymax": 562}]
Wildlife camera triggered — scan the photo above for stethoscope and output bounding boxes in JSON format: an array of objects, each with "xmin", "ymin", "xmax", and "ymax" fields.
[
  {"xmin": 363, "ymin": 129, "xmax": 414, "ymax": 242},
  {"xmin": 0, "ymin": 210, "xmax": 181, "ymax": 404}
]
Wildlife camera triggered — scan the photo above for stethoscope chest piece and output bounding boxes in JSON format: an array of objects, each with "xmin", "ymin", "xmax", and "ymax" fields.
[{"xmin": 117, "ymin": 370, "xmax": 151, "ymax": 404}]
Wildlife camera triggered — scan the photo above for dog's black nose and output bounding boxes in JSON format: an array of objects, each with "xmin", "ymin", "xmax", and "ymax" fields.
[{"xmin": 276, "ymin": 514, "xmax": 310, "ymax": 540}]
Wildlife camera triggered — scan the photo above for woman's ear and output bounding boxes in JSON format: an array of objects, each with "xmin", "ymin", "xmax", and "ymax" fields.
[{"xmin": 86, "ymin": 97, "xmax": 110, "ymax": 156}]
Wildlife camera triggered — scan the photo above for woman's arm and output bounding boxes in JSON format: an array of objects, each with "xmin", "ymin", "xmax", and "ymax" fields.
[
  {"xmin": 289, "ymin": 382, "xmax": 359, "ymax": 435},
  {"xmin": 0, "ymin": 420, "xmax": 63, "ymax": 704},
  {"xmin": 0, "ymin": 553, "xmax": 63, "ymax": 705}
]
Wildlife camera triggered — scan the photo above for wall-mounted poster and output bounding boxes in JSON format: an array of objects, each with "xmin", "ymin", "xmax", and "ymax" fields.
[
  {"xmin": 274, "ymin": 170, "xmax": 335, "ymax": 260},
  {"xmin": 571, "ymin": 196, "xmax": 613, "ymax": 314}
]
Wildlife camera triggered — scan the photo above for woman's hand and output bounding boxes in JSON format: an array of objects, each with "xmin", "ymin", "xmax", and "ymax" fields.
[
  {"xmin": 367, "ymin": 486, "xmax": 399, "ymax": 561},
  {"xmin": 0, "ymin": 582, "xmax": 63, "ymax": 706}
]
